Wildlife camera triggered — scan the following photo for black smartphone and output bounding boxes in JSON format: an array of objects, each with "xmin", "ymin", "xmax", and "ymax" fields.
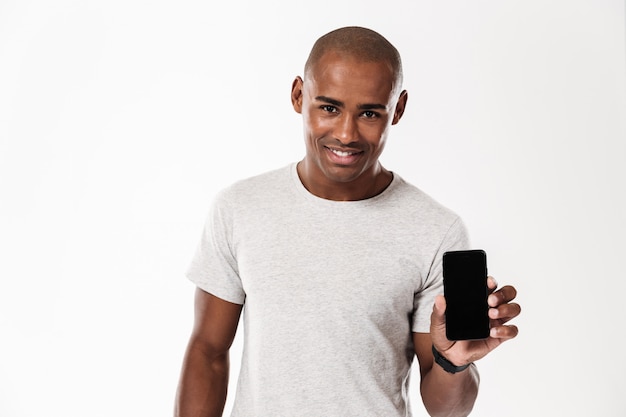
[{"xmin": 442, "ymin": 249, "xmax": 490, "ymax": 340}]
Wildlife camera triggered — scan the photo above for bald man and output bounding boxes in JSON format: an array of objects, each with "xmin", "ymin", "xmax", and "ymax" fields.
[{"xmin": 175, "ymin": 27, "xmax": 520, "ymax": 417}]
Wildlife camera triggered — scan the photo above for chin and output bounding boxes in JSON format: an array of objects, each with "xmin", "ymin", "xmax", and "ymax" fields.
[{"xmin": 321, "ymin": 165, "xmax": 365, "ymax": 184}]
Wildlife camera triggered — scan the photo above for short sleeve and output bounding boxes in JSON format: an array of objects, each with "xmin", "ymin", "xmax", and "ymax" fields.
[
  {"xmin": 186, "ymin": 190, "xmax": 246, "ymax": 305},
  {"xmin": 411, "ymin": 217, "xmax": 470, "ymax": 333}
]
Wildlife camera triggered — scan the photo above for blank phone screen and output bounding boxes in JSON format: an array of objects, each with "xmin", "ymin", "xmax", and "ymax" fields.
[{"xmin": 443, "ymin": 250, "xmax": 490, "ymax": 340}]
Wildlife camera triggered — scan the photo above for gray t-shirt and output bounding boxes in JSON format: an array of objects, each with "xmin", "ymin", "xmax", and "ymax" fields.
[{"xmin": 187, "ymin": 163, "xmax": 469, "ymax": 416}]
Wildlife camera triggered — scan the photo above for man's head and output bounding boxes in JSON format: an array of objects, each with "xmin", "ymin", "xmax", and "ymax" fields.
[
  {"xmin": 291, "ymin": 26, "xmax": 408, "ymax": 201},
  {"xmin": 303, "ymin": 26, "xmax": 404, "ymax": 96}
]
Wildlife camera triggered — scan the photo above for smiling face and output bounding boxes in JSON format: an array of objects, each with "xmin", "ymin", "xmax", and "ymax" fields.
[{"xmin": 291, "ymin": 51, "xmax": 407, "ymax": 201}]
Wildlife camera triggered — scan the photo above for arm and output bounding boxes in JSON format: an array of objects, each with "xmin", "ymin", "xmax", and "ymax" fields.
[
  {"xmin": 414, "ymin": 326, "xmax": 480, "ymax": 417},
  {"xmin": 414, "ymin": 277, "xmax": 520, "ymax": 417},
  {"xmin": 175, "ymin": 288, "xmax": 243, "ymax": 417}
]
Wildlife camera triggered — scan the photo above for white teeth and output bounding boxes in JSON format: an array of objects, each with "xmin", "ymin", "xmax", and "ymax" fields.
[{"xmin": 330, "ymin": 148, "xmax": 355, "ymax": 157}]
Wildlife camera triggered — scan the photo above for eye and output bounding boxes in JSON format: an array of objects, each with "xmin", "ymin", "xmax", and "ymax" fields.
[
  {"xmin": 362, "ymin": 110, "xmax": 379, "ymax": 119},
  {"xmin": 320, "ymin": 105, "xmax": 338, "ymax": 113}
]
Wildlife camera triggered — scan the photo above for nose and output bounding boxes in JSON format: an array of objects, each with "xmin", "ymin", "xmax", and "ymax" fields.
[{"xmin": 334, "ymin": 114, "xmax": 358, "ymax": 145}]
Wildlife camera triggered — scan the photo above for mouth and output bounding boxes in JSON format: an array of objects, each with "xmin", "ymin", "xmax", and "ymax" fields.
[{"xmin": 324, "ymin": 146, "xmax": 364, "ymax": 165}]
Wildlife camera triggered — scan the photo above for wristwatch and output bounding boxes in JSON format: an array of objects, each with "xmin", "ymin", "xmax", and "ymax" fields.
[{"xmin": 431, "ymin": 345, "xmax": 471, "ymax": 374}]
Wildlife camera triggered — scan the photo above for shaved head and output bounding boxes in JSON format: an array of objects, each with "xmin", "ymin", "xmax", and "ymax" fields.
[{"xmin": 304, "ymin": 26, "xmax": 403, "ymax": 92}]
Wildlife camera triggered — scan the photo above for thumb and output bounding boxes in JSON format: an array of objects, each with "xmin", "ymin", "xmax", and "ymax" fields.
[
  {"xmin": 431, "ymin": 294, "xmax": 447, "ymax": 330},
  {"xmin": 430, "ymin": 295, "xmax": 453, "ymax": 350}
]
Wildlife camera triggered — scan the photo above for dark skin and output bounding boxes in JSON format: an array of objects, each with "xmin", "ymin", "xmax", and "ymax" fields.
[
  {"xmin": 293, "ymin": 51, "xmax": 406, "ymax": 201},
  {"xmin": 415, "ymin": 278, "xmax": 520, "ymax": 416},
  {"xmin": 175, "ymin": 51, "xmax": 521, "ymax": 417},
  {"xmin": 175, "ymin": 290, "xmax": 243, "ymax": 417}
]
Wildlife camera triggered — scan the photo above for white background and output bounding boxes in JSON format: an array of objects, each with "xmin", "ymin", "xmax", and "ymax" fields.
[{"xmin": 1, "ymin": 1, "xmax": 625, "ymax": 416}]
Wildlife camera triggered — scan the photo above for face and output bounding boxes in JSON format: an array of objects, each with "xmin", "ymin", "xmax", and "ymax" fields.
[{"xmin": 291, "ymin": 52, "xmax": 407, "ymax": 198}]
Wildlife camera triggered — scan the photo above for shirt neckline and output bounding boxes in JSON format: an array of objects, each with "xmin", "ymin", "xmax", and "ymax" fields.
[{"xmin": 289, "ymin": 162, "xmax": 400, "ymax": 207}]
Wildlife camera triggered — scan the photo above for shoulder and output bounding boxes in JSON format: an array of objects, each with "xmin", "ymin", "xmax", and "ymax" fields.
[
  {"xmin": 385, "ymin": 173, "xmax": 469, "ymax": 246},
  {"xmin": 211, "ymin": 164, "xmax": 294, "ymax": 212},
  {"xmin": 388, "ymin": 173, "xmax": 461, "ymax": 224},
  {"xmin": 387, "ymin": 173, "xmax": 471, "ymax": 254}
]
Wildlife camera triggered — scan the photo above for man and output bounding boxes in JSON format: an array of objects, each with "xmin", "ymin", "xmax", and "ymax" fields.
[{"xmin": 175, "ymin": 26, "xmax": 520, "ymax": 417}]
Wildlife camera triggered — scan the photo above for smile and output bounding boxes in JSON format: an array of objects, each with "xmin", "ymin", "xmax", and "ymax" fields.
[
  {"xmin": 329, "ymin": 148, "xmax": 360, "ymax": 157},
  {"xmin": 324, "ymin": 146, "xmax": 364, "ymax": 165}
]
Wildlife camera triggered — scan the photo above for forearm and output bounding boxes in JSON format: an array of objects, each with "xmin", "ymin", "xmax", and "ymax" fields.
[
  {"xmin": 175, "ymin": 342, "xmax": 230, "ymax": 417},
  {"xmin": 420, "ymin": 363, "xmax": 479, "ymax": 417}
]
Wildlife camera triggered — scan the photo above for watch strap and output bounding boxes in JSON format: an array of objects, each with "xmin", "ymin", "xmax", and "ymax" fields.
[{"xmin": 432, "ymin": 345, "xmax": 471, "ymax": 374}]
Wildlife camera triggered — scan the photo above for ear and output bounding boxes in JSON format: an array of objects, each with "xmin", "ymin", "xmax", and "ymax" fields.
[
  {"xmin": 391, "ymin": 90, "xmax": 408, "ymax": 125},
  {"xmin": 291, "ymin": 76, "xmax": 304, "ymax": 114}
]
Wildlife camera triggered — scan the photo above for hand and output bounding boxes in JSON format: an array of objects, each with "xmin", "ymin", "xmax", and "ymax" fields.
[{"xmin": 430, "ymin": 276, "xmax": 521, "ymax": 366}]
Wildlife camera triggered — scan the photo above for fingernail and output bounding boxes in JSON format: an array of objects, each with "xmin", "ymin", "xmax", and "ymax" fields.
[{"xmin": 490, "ymin": 327, "xmax": 498, "ymax": 337}]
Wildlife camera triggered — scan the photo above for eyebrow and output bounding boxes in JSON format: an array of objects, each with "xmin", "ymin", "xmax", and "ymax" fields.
[{"xmin": 315, "ymin": 96, "xmax": 387, "ymax": 111}]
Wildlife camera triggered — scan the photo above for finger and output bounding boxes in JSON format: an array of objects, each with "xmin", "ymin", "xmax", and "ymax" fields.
[
  {"xmin": 488, "ymin": 302, "xmax": 522, "ymax": 323},
  {"xmin": 489, "ymin": 324, "xmax": 519, "ymax": 340},
  {"xmin": 487, "ymin": 275, "xmax": 498, "ymax": 293},
  {"xmin": 488, "ymin": 285, "xmax": 518, "ymax": 307}
]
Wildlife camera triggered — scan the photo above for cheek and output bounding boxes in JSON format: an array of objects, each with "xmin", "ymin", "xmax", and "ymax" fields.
[
  {"xmin": 304, "ymin": 115, "xmax": 333, "ymax": 138},
  {"xmin": 362, "ymin": 124, "xmax": 390, "ymax": 147}
]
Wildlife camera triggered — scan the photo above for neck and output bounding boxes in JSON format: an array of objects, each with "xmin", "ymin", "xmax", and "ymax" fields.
[{"xmin": 296, "ymin": 160, "xmax": 393, "ymax": 201}]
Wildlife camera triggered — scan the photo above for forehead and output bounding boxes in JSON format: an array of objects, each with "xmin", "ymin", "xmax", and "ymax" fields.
[{"xmin": 305, "ymin": 52, "xmax": 397, "ymax": 103}]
